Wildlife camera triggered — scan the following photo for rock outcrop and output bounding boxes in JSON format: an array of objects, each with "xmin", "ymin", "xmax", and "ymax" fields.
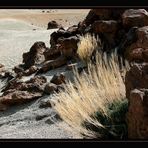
[
  {"xmin": 0, "ymin": 76, "xmax": 47, "ymax": 110},
  {"xmin": 47, "ymin": 21, "xmax": 61, "ymax": 29},
  {"xmin": 23, "ymin": 42, "xmax": 47, "ymax": 69}
]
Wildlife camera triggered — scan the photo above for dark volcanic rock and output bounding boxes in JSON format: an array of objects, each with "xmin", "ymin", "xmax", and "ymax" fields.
[
  {"xmin": 23, "ymin": 66, "xmax": 38, "ymax": 76},
  {"xmin": 44, "ymin": 83, "xmax": 58, "ymax": 94},
  {"xmin": 0, "ymin": 64, "xmax": 4, "ymax": 73},
  {"xmin": 50, "ymin": 28, "xmax": 72, "ymax": 47},
  {"xmin": 126, "ymin": 89, "xmax": 148, "ymax": 139},
  {"xmin": 43, "ymin": 46, "xmax": 61, "ymax": 61},
  {"xmin": 23, "ymin": 42, "xmax": 47, "ymax": 69},
  {"xmin": 2, "ymin": 76, "xmax": 47, "ymax": 94},
  {"xmin": 0, "ymin": 90, "xmax": 43, "ymax": 105},
  {"xmin": 122, "ymin": 9, "xmax": 148, "ymax": 29},
  {"xmin": 36, "ymin": 56, "xmax": 67, "ymax": 74},
  {"xmin": 50, "ymin": 73, "xmax": 66, "ymax": 85},
  {"xmin": 39, "ymin": 100, "xmax": 52, "ymax": 108},
  {"xmin": 57, "ymin": 36, "xmax": 79, "ymax": 58},
  {"xmin": 125, "ymin": 63, "xmax": 148, "ymax": 99},
  {"xmin": 92, "ymin": 20, "xmax": 119, "ymax": 33},
  {"xmin": 91, "ymin": 20, "xmax": 119, "ymax": 51},
  {"xmin": 0, "ymin": 76, "xmax": 47, "ymax": 110},
  {"xmin": 67, "ymin": 25, "xmax": 79, "ymax": 35},
  {"xmin": 125, "ymin": 26, "xmax": 148, "ymax": 62},
  {"xmin": 47, "ymin": 21, "xmax": 61, "ymax": 29}
]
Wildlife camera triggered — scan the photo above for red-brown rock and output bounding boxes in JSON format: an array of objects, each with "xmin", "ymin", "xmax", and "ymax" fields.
[
  {"xmin": 50, "ymin": 28, "xmax": 72, "ymax": 47},
  {"xmin": 47, "ymin": 21, "xmax": 61, "ymax": 29},
  {"xmin": 23, "ymin": 42, "xmax": 47, "ymax": 68},
  {"xmin": 83, "ymin": 9, "xmax": 112, "ymax": 26},
  {"xmin": 122, "ymin": 9, "xmax": 148, "ymax": 28},
  {"xmin": 36, "ymin": 56, "xmax": 67, "ymax": 74},
  {"xmin": 57, "ymin": 36, "xmax": 79, "ymax": 58},
  {"xmin": 23, "ymin": 65, "xmax": 38, "ymax": 76},
  {"xmin": 43, "ymin": 46, "xmax": 61, "ymax": 61},
  {"xmin": 67, "ymin": 25, "xmax": 79, "ymax": 35},
  {"xmin": 125, "ymin": 26, "xmax": 148, "ymax": 62},
  {"xmin": 2, "ymin": 76, "xmax": 47, "ymax": 93},
  {"xmin": 0, "ymin": 90, "xmax": 43, "ymax": 105},
  {"xmin": 92, "ymin": 20, "xmax": 119, "ymax": 33},
  {"xmin": 44, "ymin": 83, "xmax": 58, "ymax": 94},
  {"xmin": 126, "ymin": 89, "xmax": 148, "ymax": 139},
  {"xmin": 50, "ymin": 73, "xmax": 66, "ymax": 85},
  {"xmin": 125, "ymin": 63, "xmax": 148, "ymax": 99}
]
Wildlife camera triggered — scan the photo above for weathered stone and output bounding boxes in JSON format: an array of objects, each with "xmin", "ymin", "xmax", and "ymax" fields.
[
  {"xmin": 57, "ymin": 36, "xmax": 79, "ymax": 58},
  {"xmin": 47, "ymin": 21, "xmax": 61, "ymax": 29},
  {"xmin": 125, "ymin": 63, "xmax": 148, "ymax": 99},
  {"xmin": 23, "ymin": 65, "xmax": 38, "ymax": 76},
  {"xmin": 13, "ymin": 64, "xmax": 25, "ymax": 74},
  {"xmin": 2, "ymin": 76, "xmax": 47, "ymax": 93},
  {"xmin": 122, "ymin": 9, "xmax": 148, "ymax": 28},
  {"xmin": 92, "ymin": 20, "xmax": 119, "ymax": 33},
  {"xmin": 39, "ymin": 100, "xmax": 52, "ymax": 108},
  {"xmin": 125, "ymin": 26, "xmax": 148, "ymax": 62},
  {"xmin": 126, "ymin": 89, "xmax": 148, "ymax": 139},
  {"xmin": 0, "ymin": 90, "xmax": 43, "ymax": 105},
  {"xmin": 50, "ymin": 73, "xmax": 66, "ymax": 85},
  {"xmin": 23, "ymin": 42, "xmax": 47, "ymax": 68},
  {"xmin": 67, "ymin": 25, "xmax": 79, "ymax": 35},
  {"xmin": 36, "ymin": 56, "xmax": 67, "ymax": 74},
  {"xmin": 44, "ymin": 83, "xmax": 58, "ymax": 94},
  {"xmin": 0, "ymin": 64, "xmax": 4, "ymax": 73},
  {"xmin": 50, "ymin": 28, "xmax": 72, "ymax": 47},
  {"xmin": 43, "ymin": 46, "xmax": 61, "ymax": 61}
]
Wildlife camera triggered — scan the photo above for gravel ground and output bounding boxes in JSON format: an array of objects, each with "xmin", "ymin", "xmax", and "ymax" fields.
[{"xmin": 0, "ymin": 18, "xmax": 82, "ymax": 139}]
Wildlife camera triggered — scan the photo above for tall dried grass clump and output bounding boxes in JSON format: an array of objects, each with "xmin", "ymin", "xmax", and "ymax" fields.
[
  {"xmin": 77, "ymin": 33, "xmax": 101, "ymax": 63},
  {"xmin": 53, "ymin": 35, "xmax": 129, "ymax": 139}
]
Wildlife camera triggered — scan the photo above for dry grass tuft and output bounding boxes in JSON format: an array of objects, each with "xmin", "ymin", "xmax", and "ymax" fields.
[
  {"xmin": 77, "ymin": 33, "xmax": 101, "ymax": 63},
  {"xmin": 52, "ymin": 35, "xmax": 129, "ymax": 139}
]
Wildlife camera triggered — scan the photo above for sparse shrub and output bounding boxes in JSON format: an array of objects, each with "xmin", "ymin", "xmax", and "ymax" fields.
[
  {"xmin": 53, "ymin": 37, "xmax": 129, "ymax": 139},
  {"xmin": 82, "ymin": 99, "xmax": 128, "ymax": 139}
]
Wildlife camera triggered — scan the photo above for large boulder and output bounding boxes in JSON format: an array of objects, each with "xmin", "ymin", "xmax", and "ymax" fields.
[
  {"xmin": 125, "ymin": 63, "xmax": 148, "ymax": 99},
  {"xmin": 92, "ymin": 20, "xmax": 119, "ymax": 34},
  {"xmin": 0, "ymin": 90, "xmax": 43, "ymax": 105},
  {"xmin": 83, "ymin": 9, "xmax": 112, "ymax": 26},
  {"xmin": 36, "ymin": 56, "xmax": 67, "ymax": 74},
  {"xmin": 81, "ymin": 9, "xmax": 125, "ymax": 27},
  {"xmin": 44, "ymin": 83, "xmax": 58, "ymax": 94},
  {"xmin": 122, "ymin": 9, "xmax": 148, "ymax": 29},
  {"xmin": 2, "ymin": 76, "xmax": 47, "ymax": 93},
  {"xmin": 50, "ymin": 28, "xmax": 72, "ymax": 47},
  {"xmin": 125, "ymin": 26, "xmax": 148, "ymax": 62},
  {"xmin": 91, "ymin": 20, "xmax": 119, "ymax": 51},
  {"xmin": 67, "ymin": 25, "xmax": 79, "ymax": 35},
  {"xmin": 23, "ymin": 42, "xmax": 47, "ymax": 69},
  {"xmin": 43, "ymin": 46, "xmax": 61, "ymax": 61},
  {"xmin": 126, "ymin": 89, "xmax": 148, "ymax": 139},
  {"xmin": 57, "ymin": 36, "xmax": 80, "ymax": 58},
  {"xmin": 0, "ymin": 76, "xmax": 47, "ymax": 110},
  {"xmin": 50, "ymin": 73, "xmax": 66, "ymax": 85}
]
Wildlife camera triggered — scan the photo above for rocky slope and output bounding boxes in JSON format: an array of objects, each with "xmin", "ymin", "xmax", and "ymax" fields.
[{"xmin": 1, "ymin": 8, "xmax": 148, "ymax": 139}]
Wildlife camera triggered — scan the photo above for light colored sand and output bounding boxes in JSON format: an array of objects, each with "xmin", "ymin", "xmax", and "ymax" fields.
[
  {"xmin": 0, "ymin": 29, "xmax": 56, "ymax": 70},
  {"xmin": 0, "ymin": 9, "xmax": 89, "ymax": 28}
]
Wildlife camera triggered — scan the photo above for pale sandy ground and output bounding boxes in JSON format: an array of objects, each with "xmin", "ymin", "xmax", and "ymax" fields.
[
  {"xmin": 0, "ymin": 9, "xmax": 89, "ymax": 28},
  {"xmin": 0, "ymin": 9, "xmax": 89, "ymax": 139}
]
